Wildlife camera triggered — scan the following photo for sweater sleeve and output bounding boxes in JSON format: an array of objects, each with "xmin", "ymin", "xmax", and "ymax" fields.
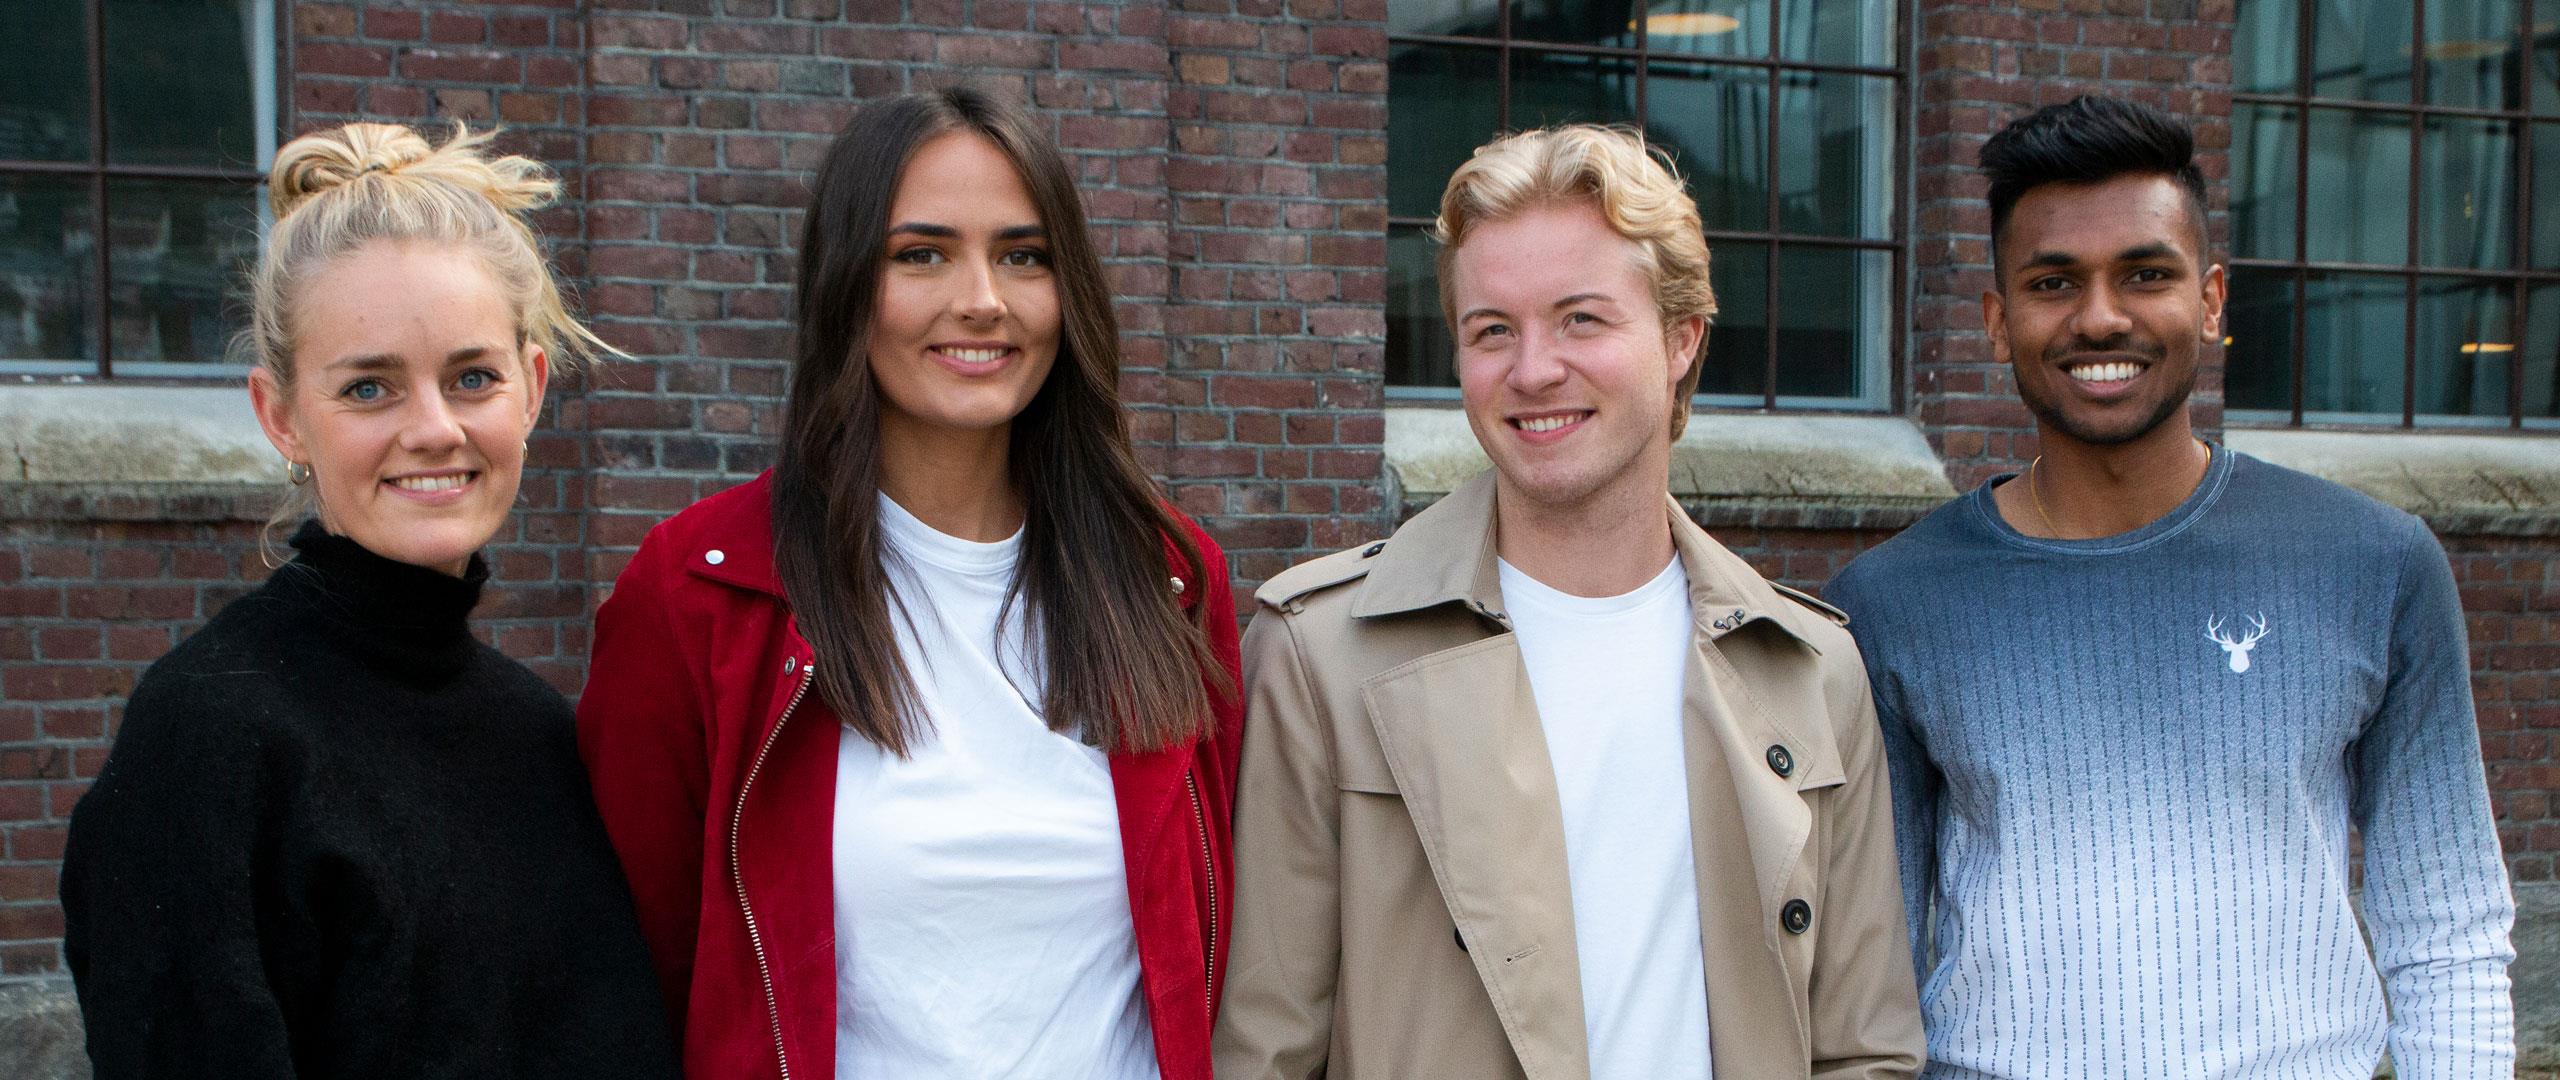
[
  {"xmin": 1828, "ymin": 566, "xmax": 1942, "ymax": 985},
  {"xmin": 62, "ymin": 666, "xmax": 302, "ymax": 1079},
  {"xmin": 2352, "ymin": 521, "xmax": 2516, "ymax": 1079},
  {"xmin": 576, "ymin": 530, "xmax": 714, "ymax": 1042}
]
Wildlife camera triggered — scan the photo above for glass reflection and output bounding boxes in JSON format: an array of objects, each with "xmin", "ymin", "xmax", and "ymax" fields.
[
  {"xmin": 107, "ymin": 179, "xmax": 260, "ymax": 366},
  {"xmin": 2307, "ymin": 109, "xmax": 2410, "ymax": 266},
  {"xmin": 1388, "ymin": 44, "xmax": 1501, "ymax": 220},
  {"xmin": 1387, "ymin": 225, "xmax": 1458, "ymax": 388},
  {"xmin": 1647, "ymin": 61, "xmax": 1771, "ymax": 232},
  {"xmin": 2536, "ymin": 124, "xmax": 2560, "ymax": 267},
  {"xmin": 1641, "ymin": 0, "xmax": 1770, "ymax": 58},
  {"xmin": 2301, "ymin": 271, "xmax": 2407, "ymax": 418},
  {"xmin": 2313, "ymin": 0, "xmax": 2414, "ymax": 102},
  {"xmin": 2537, "ymin": 17, "xmax": 2559, "ymax": 114},
  {"xmin": 2418, "ymin": 117, "xmax": 2516, "ymax": 270},
  {"xmin": 1514, "ymin": 0, "xmax": 1643, "ymax": 47},
  {"xmin": 106, "ymin": 0, "xmax": 268, "ymax": 169},
  {"xmin": 1509, "ymin": 51, "xmax": 1640, "ymax": 131},
  {"xmin": 1392, "ymin": 0, "xmax": 1503, "ymax": 38},
  {"xmin": 2412, "ymin": 276, "xmax": 2515, "ymax": 419},
  {"xmin": 1774, "ymin": 246, "xmax": 1885, "ymax": 399},
  {"xmin": 0, "ymin": 177, "xmax": 96, "ymax": 365},
  {"xmin": 1699, "ymin": 243, "xmax": 1768, "ymax": 399},
  {"xmin": 1777, "ymin": 0, "xmax": 1890, "ymax": 66},
  {"xmin": 2524, "ymin": 283, "xmax": 2559, "ymax": 419},
  {"xmin": 2424, "ymin": 0, "xmax": 2520, "ymax": 109},
  {"xmin": 0, "ymin": 4, "xmax": 92, "ymax": 163},
  {"xmin": 2234, "ymin": 0, "xmax": 2299, "ymax": 96},
  {"xmin": 1777, "ymin": 71, "xmax": 1892, "ymax": 239},
  {"xmin": 2222, "ymin": 266, "xmax": 2296, "ymax": 413},
  {"xmin": 2232, "ymin": 104, "xmax": 2298, "ymax": 262}
]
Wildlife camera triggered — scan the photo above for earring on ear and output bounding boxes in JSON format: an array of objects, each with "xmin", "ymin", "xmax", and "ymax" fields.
[{"xmin": 287, "ymin": 461, "xmax": 313, "ymax": 486}]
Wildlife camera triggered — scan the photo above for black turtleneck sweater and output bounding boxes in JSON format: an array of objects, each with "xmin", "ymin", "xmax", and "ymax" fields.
[{"xmin": 61, "ymin": 523, "xmax": 679, "ymax": 1080}]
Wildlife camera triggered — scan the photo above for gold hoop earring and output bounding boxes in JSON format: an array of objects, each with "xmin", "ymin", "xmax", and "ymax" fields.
[{"xmin": 287, "ymin": 461, "xmax": 313, "ymax": 486}]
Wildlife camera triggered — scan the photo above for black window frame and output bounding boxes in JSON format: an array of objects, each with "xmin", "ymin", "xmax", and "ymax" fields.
[
  {"xmin": 1384, "ymin": 0, "xmax": 1914, "ymax": 413},
  {"xmin": 0, "ymin": 0, "xmax": 283, "ymax": 380},
  {"xmin": 2229, "ymin": 0, "xmax": 2560, "ymax": 429}
]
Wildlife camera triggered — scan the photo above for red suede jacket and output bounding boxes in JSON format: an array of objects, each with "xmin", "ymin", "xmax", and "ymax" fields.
[{"xmin": 576, "ymin": 473, "xmax": 1241, "ymax": 1080}]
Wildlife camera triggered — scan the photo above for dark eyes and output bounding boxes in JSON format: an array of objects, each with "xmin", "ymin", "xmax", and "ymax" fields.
[{"xmin": 891, "ymin": 246, "xmax": 1050, "ymax": 267}]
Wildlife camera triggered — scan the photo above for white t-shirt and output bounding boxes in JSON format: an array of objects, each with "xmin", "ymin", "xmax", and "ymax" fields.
[
  {"xmin": 1497, "ymin": 556, "xmax": 1713, "ymax": 1080},
  {"xmin": 831, "ymin": 495, "xmax": 1158, "ymax": 1080}
]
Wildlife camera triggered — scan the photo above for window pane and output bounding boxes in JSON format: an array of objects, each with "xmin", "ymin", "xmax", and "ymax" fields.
[
  {"xmin": 2307, "ymin": 109, "xmax": 2410, "ymax": 266},
  {"xmin": 1514, "ymin": 0, "xmax": 1639, "ymax": 48},
  {"xmin": 1777, "ymin": 0, "xmax": 1890, "ymax": 67},
  {"xmin": 106, "ymin": 0, "xmax": 265, "ymax": 169},
  {"xmin": 108, "ymin": 178, "xmax": 259, "ymax": 366},
  {"xmin": 1776, "ymin": 71, "xmax": 1893, "ymax": 240},
  {"xmin": 1393, "ymin": 0, "xmax": 1502, "ymax": 38},
  {"xmin": 1387, "ymin": 224, "xmax": 1456, "ymax": 388},
  {"xmin": 2536, "ymin": 123, "xmax": 2560, "ymax": 267},
  {"xmin": 2537, "ymin": 15, "xmax": 2559, "ymax": 114},
  {"xmin": 0, "ymin": 3, "xmax": 94, "ymax": 162},
  {"xmin": 1642, "ymin": 0, "xmax": 1771, "ymax": 59},
  {"xmin": 1388, "ymin": 44, "xmax": 1501, "ymax": 220},
  {"xmin": 0, "ymin": 176, "xmax": 98, "ymax": 365},
  {"xmin": 1647, "ymin": 61, "xmax": 1771, "ymax": 232},
  {"xmin": 2223, "ymin": 266, "xmax": 2296, "ymax": 412},
  {"xmin": 1699, "ymin": 242, "xmax": 1768, "ymax": 398},
  {"xmin": 2301, "ymin": 271, "xmax": 2407, "ymax": 418},
  {"xmin": 2234, "ymin": 0, "xmax": 2299, "ymax": 95},
  {"xmin": 2232, "ymin": 104, "xmax": 2299, "ymax": 261},
  {"xmin": 2313, "ymin": 0, "xmax": 2415, "ymax": 102},
  {"xmin": 1509, "ymin": 50, "xmax": 1638, "ymax": 131},
  {"xmin": 2419, "ymin": 116, "xmax": 2516, "ymax": 270},
  {"xmin": 1773, "ymin": 245, "xmax": 1885, "ymax": 400},
  {"xmin": 2412, "ymin": 276, "xmax": 2515, "ymax": 419},
  {"xmin": 2524, "ymin": 283, "xmax": 2560, "ymax": 419},
  {"xmin": 2424, "ymin": 0, "xmax": 2521, "ymax": 109}
]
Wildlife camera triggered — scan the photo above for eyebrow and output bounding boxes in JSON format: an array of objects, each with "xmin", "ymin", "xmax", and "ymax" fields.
[
  {"xmin": 1456, "ymin": 292, "xmax": 1620, "ymax": 324},
  {"xmin": 321, "ymin": 346, "xmax": 498, "ymax": 374},
  {"xmin": 2020, "ymin": 242, "xmax": 2183, "ymax": 272},
  {"xmin": 887, "ymin": 222, "xmax": 1046, "ymax": 241}
]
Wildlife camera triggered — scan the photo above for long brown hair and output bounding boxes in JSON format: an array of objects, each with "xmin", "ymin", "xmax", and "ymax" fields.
[{"xmin": 774, "ymin": 87, "xmax": 1223, "ymax": 756}]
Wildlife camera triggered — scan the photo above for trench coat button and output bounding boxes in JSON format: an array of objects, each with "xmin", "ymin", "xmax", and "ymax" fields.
[
  {"xmin": 1453, "ymin": 927, "xmax": 1468, "ymax": 953},
  {"xmin": 1711, "ymin": 619, "xmax": 1729, "ymax": 630},
  {"xmin": 1766, "ymin": 744, "xmax": 1794, "ymax": 778},
  {"xmin": 705, "ymin": 549, "xmax": 726, "ymax": 566},
  {"xmin": 1363, "ymin": 542, "xmax": 1386, "ymax": 558},
  {"xmin": 1782, "ymin": 899, "xmax": 1812, "ymax": 935}
]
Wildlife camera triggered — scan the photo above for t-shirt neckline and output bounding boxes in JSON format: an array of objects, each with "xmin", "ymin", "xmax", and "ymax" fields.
[
  {"xmin": 1496, "ymin": 554, "xmax": 1686, "ymax": 619},
  {"xmin": 877, "ymin": 493, "xmax": 1022, "ymax": 576},
  {"xmin": 1967, "ymin": 443, "xmax": 2237, "ymax": 557}
]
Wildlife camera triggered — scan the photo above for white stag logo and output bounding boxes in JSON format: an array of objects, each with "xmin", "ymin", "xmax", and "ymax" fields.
[{"xmin": 2206, "ymin": 613, "xmax": 2270, "ymax": 673}]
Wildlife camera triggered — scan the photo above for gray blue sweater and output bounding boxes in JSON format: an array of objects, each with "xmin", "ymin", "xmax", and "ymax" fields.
[{"xmin": 1825, "ymin": 448, "xmax": 2515, "ymax": 1079}]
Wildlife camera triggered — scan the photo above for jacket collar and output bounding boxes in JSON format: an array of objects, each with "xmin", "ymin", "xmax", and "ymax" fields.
[{"xmin": 1354, "ymin": 470, "xmax": 1823, "ymax": 654}]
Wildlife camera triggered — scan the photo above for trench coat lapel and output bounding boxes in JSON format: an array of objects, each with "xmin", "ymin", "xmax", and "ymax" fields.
[{"xmin": 1362, "ymin": 637, "xmax": 1590, "ymax": 1080}]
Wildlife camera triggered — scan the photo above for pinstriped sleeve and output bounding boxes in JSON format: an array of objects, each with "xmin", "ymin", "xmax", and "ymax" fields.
[{"xmin": 2352, "ymin": 518, "xmax": 2516, "ymax": 1079}]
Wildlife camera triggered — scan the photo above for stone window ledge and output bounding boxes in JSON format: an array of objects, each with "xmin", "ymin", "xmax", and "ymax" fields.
[
  {"xmin": 2223, "ymin": 428, "xmax": 2560, "ymax": 538},
  {"xmin": 1386, "ymin": 406, "xmax": 1957, "ymax": 529},
  {"xmin": 0, "ymin": 384, "xmax": 275, "ymax": 522}
]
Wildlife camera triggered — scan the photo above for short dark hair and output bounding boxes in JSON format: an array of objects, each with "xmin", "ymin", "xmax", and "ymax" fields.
[{"xmin": 1980, "ymin": 95, "xmax": 2208, "ymax": 278}]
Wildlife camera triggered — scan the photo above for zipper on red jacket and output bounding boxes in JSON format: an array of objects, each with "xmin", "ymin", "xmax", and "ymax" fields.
[
  {"xmin": 732, "ymin": 661, "xmax": 815, "ymax": 1080},
  {"xmin": 1184, "ymin": 767, "xmax": 1215, "ymax": 1024}
]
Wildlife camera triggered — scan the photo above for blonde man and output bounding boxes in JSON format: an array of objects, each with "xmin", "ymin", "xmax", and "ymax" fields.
[{"xmin": 1213, "ymin": 125, "xmax": 1925, "ymax": 1080}]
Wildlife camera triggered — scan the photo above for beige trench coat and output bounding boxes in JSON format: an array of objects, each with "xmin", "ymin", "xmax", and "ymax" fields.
[{"xmin": 1212, "ymin": 473, "xmax": 1924, "ymax": 1080}]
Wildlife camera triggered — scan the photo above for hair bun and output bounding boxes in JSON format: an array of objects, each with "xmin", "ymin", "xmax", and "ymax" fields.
[{"xmin": 267, "ymin": 123, "xmax": 436, "ymax": 217}]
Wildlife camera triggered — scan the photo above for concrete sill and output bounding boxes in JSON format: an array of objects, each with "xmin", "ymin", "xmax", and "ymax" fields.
[
  {"xmin": 1387, "ymin": 406, "xmax": 1956, "ymax": 526},
  {"xmin": 2224, "ymin": 428, "xmax": 2560, "ymax": 537}
]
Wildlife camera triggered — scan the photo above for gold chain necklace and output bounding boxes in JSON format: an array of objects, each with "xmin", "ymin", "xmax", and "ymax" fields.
[{"xmin": 2026, "ymin": 455, "xmax": 2064, "ymax": 538}]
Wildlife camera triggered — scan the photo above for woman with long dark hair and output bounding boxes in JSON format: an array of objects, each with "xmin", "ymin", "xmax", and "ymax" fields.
[
  {"xmin": 59, "ymin": 122, "xmax": 677, "ymax": 1079},
  {"xmin": 577, "ymin": 87, "xmax": 1240, "ymax": 1080}
]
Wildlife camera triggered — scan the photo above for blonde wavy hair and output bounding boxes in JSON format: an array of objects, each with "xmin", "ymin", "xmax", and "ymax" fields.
[
  {"xmin": 244, "ymin": 122, "xmax": 617, "ymax": 544},
  {"xmin": 1433, "ymin": 125, "xmax": 1716, "ymax": 436}
]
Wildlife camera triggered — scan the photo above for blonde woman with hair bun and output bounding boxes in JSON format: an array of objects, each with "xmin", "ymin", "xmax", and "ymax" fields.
[{"xmin": 59, "ymin": 122, "xmax": 678, "ymax": 1080}]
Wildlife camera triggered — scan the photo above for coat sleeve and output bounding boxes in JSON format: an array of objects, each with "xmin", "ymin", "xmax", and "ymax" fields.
[
  {"xmin": 576, "ymin": 531, "xmax": 714, "ymax": 1042},
  {"xmin": 2353, "ymin": 522, "xmax": 2515, "ymax": 1079},
  {"xmin": 61, "ymin": 671, "xmax": 301, "ymax": 1078},
  {"xmin": 1809, "ymin": 659, "xmax": 1928, "ymax": 1080},
  {"xmin": 1191, "ymin": 529, "xmax": 1245, "ymax": 1011},
  {"xmin": 1210, "ymin": 607, "xmax": 1343, "ymax": 1080}
]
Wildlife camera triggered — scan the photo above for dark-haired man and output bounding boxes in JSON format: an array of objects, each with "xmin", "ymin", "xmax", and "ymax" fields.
[{"xmin": 1826, "ymin": 95, "xmax": 2516, "ymax": 1077}]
